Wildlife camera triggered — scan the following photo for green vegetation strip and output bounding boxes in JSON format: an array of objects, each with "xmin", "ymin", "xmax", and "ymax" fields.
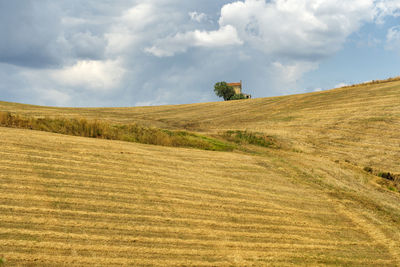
[
  {"xmin": 221, "ymin": 130, "xmax": 279, "ymax": 148},
  {"xmin": 0, "ymin": 111, "xmax": 234, "ymax": 151}
]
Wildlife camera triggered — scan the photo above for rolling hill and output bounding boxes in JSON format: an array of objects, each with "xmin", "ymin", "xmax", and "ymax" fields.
[{"xmin": 0, "ymin": 79, "xmax": 399, "ymax": 266}]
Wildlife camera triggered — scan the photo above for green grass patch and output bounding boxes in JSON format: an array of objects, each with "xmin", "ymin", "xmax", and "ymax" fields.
[
  {"xmin": 0, "ymin": 111, "xmax": 233, "ymax": 151},
  {"xmin": 388, "ymin": 186, "xmax": 398, "ymax": 192},
  {"xmin": 221, "ymin": 130, "xmax": 279, "ymax": 148}
]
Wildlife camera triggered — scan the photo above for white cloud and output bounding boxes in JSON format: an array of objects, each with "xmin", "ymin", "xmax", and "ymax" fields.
[
  {"xmin": 189, "ymin": 12, "xmax": 208, "ymax": 23},
  {"xmin": 105, "ymin": 27, "xmax": 136, "ymax": 55},
  {"xmin": 104, "ymin": 2, "xmax": 183, "ymax": 56},
  {"xmin": 375, "ymin": 0, "xmax": 400, "ymax": 23},
  {"xmin": 386, "ymin": 25, "xmax": 400, "ymax": 52},
  {"xmin": 103, "ymin": 4, "xmax": 156, "ymax": 56},
  {"xmin": 121, "ymin": 3, "xmax": 158, "ymax": 31},
  {"xmin": 18, "ymin": 58, "xmax": 127, "ymax": 106},
  {"xmin": 272, "ymin": 61, "xmax": 318, "ymax": 83},
  {"xmin": 145, "ymin": 25, "xmax": 243, "ymax": 57},
  {"xmin": 268, "ymin": 61, "xmax": 319, "ymax": 93},
  {"xmin": 3, "ymin": 0, "xmax": 400, "ymax": 107},
  {"xmin": 334, "ymin": 82, "xmax": 348, "ymax": 88},
  {"xmin": 50, "ymin": 59, "xmax": 126, "ymax": 91},
  {"xmin": 219, "ymin": 0, "xmax": 376, "ymax": 59}
]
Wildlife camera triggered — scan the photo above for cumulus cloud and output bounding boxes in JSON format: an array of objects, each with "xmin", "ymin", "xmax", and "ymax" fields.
[
  {"xmin": 50, "ymin": 59, "xmax": 126, "ymax": 91},
  {"xmin": 375, "ymin": 0, "xmax": 400, "ymax": 23},
  {"xmin": 145, "ymin": 25, "xmax": 243, "ymax": 57},
  {"xmin": 105, "ymin": 28, "xmax": 136, "ymax": 56},
  {"xmin": 1, "ymin": 0, "xmax": 400, "ymax": 107},
  {"xmin": 121, "ymin": 3, "xmax": 159, "ymax": 32},
  {"xmin": 18, "ymin": 59, "xmax": 126, "ymax": 106},
  {"xmin": 104, "ymin": 2, "xmax": 184, "ymax": 57},
  {"xmin": 147, "ymin": 0, "xmax": 379, "ymax": 60},
  {"xmin": 219, "ymin": 0, "xmax": 376, "ymax": 60}
]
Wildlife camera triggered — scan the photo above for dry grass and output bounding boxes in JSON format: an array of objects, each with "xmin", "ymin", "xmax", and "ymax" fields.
[
  {"xmin": 0, "ymin": 79, "xmax": 400, "ymax": 265},
  {"xmin": 1, "ymin": 78, "xmax": 399, "ymax": 171},
  {"xmin": 1, "ymin": 127, "xmax": 399, "ymax": 266},
  {"xmin": 0, "ymin": 112, "xmax": 233, "ymax": 151}
]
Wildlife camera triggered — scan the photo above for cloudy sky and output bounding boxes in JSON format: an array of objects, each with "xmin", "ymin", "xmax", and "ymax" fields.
[{"xmin": 1, "ymin": 0, "xmax": 400, "ymax": 107}]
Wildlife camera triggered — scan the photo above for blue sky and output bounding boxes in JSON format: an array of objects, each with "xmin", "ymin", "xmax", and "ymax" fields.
[{"xmin": 0, "ymin": 0, "xmax": 400, "ymax": 107}]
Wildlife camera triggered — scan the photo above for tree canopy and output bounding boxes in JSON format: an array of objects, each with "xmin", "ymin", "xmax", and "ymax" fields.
[
  {"xmin": 214, "ymin": 82, "xmax": 235, "ymax": 101},
  {"xmin": 229, "ymin": 93, "xmax": 246, "ymax": 100}
]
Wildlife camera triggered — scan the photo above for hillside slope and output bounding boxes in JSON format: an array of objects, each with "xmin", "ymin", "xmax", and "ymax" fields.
[
  {"xmin": 1, "ymin": 79, "xmax": 399, "ymax": 172},
  {"xmin": 0, "ymin": 80, "xmax": 400, "ymax": 265},
  {"xmin": 1, "ymin": 127, "xmax": 399, "ymax": 266}
]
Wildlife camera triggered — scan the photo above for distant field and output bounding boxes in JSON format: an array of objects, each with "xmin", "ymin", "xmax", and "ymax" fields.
[
  {"xmin": 1, "ymin": 79, "xmax": 399, "ymax": 172},
  {"xmin": 0, "ymin": 80, "xmax": 400, "ymax": 265}
]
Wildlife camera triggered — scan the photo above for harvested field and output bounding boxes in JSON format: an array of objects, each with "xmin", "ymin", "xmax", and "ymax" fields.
[
  {"xmin": 0, "ymin": 79, "xmax": 400, "ymax": 265},
  {"xmin": 1, "ymin": 127, "xmax": 399, "ymax": 265}
]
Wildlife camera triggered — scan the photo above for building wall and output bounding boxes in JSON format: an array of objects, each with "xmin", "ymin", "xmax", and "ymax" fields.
[{"xmin": 232, "ymin": 86, "xmax": 241, "ymax": 95}]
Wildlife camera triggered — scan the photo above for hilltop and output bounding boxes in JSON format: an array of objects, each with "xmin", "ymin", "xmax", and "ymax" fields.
[
  {"xmin": 0, "ymin": 78, "xmax": 399, "ymax": 265},
  {"xmin": 2, "ymin": 77, "xmax": 399, "ymax": 172}
]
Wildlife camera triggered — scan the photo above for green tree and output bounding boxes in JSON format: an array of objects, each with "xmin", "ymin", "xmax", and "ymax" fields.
[
  {"xmin": 214, "ymin": 82, "xmax": 235, "ymax": 101},
  {"xmin": 230, "ymin": 93, "xmax": 246, "ymax": 100}
]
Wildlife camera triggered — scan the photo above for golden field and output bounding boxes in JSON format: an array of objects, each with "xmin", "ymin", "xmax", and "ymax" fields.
[{"xmin": 0, "ymin": 79, "xmax": 399, "ymax": 266}]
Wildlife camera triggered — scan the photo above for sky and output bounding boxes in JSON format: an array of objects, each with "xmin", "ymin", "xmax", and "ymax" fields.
[{"xmin": 1, "ymin": 0, "xmax": 400, "ymax": 107}]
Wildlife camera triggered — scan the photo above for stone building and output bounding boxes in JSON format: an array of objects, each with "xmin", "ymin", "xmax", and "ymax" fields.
[{"xmin": 227, "ymin": 81, "xmax": 251, "ymax": 99}]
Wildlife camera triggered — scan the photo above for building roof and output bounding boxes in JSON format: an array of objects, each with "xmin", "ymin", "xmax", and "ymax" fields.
[{"xmin": 227, "ymin": 82, "xmax": 241, "ymax": 87}]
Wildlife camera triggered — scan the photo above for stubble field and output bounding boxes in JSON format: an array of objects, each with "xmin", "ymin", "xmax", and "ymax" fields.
[{"xmin": 0, "ymin": 79, "xmax": 399, "ymax": 265}]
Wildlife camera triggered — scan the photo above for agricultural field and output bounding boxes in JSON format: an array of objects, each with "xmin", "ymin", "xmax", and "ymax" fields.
[{"xmin": 0, "ymin": 79, "xmax": 400, "ymax": 266}]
